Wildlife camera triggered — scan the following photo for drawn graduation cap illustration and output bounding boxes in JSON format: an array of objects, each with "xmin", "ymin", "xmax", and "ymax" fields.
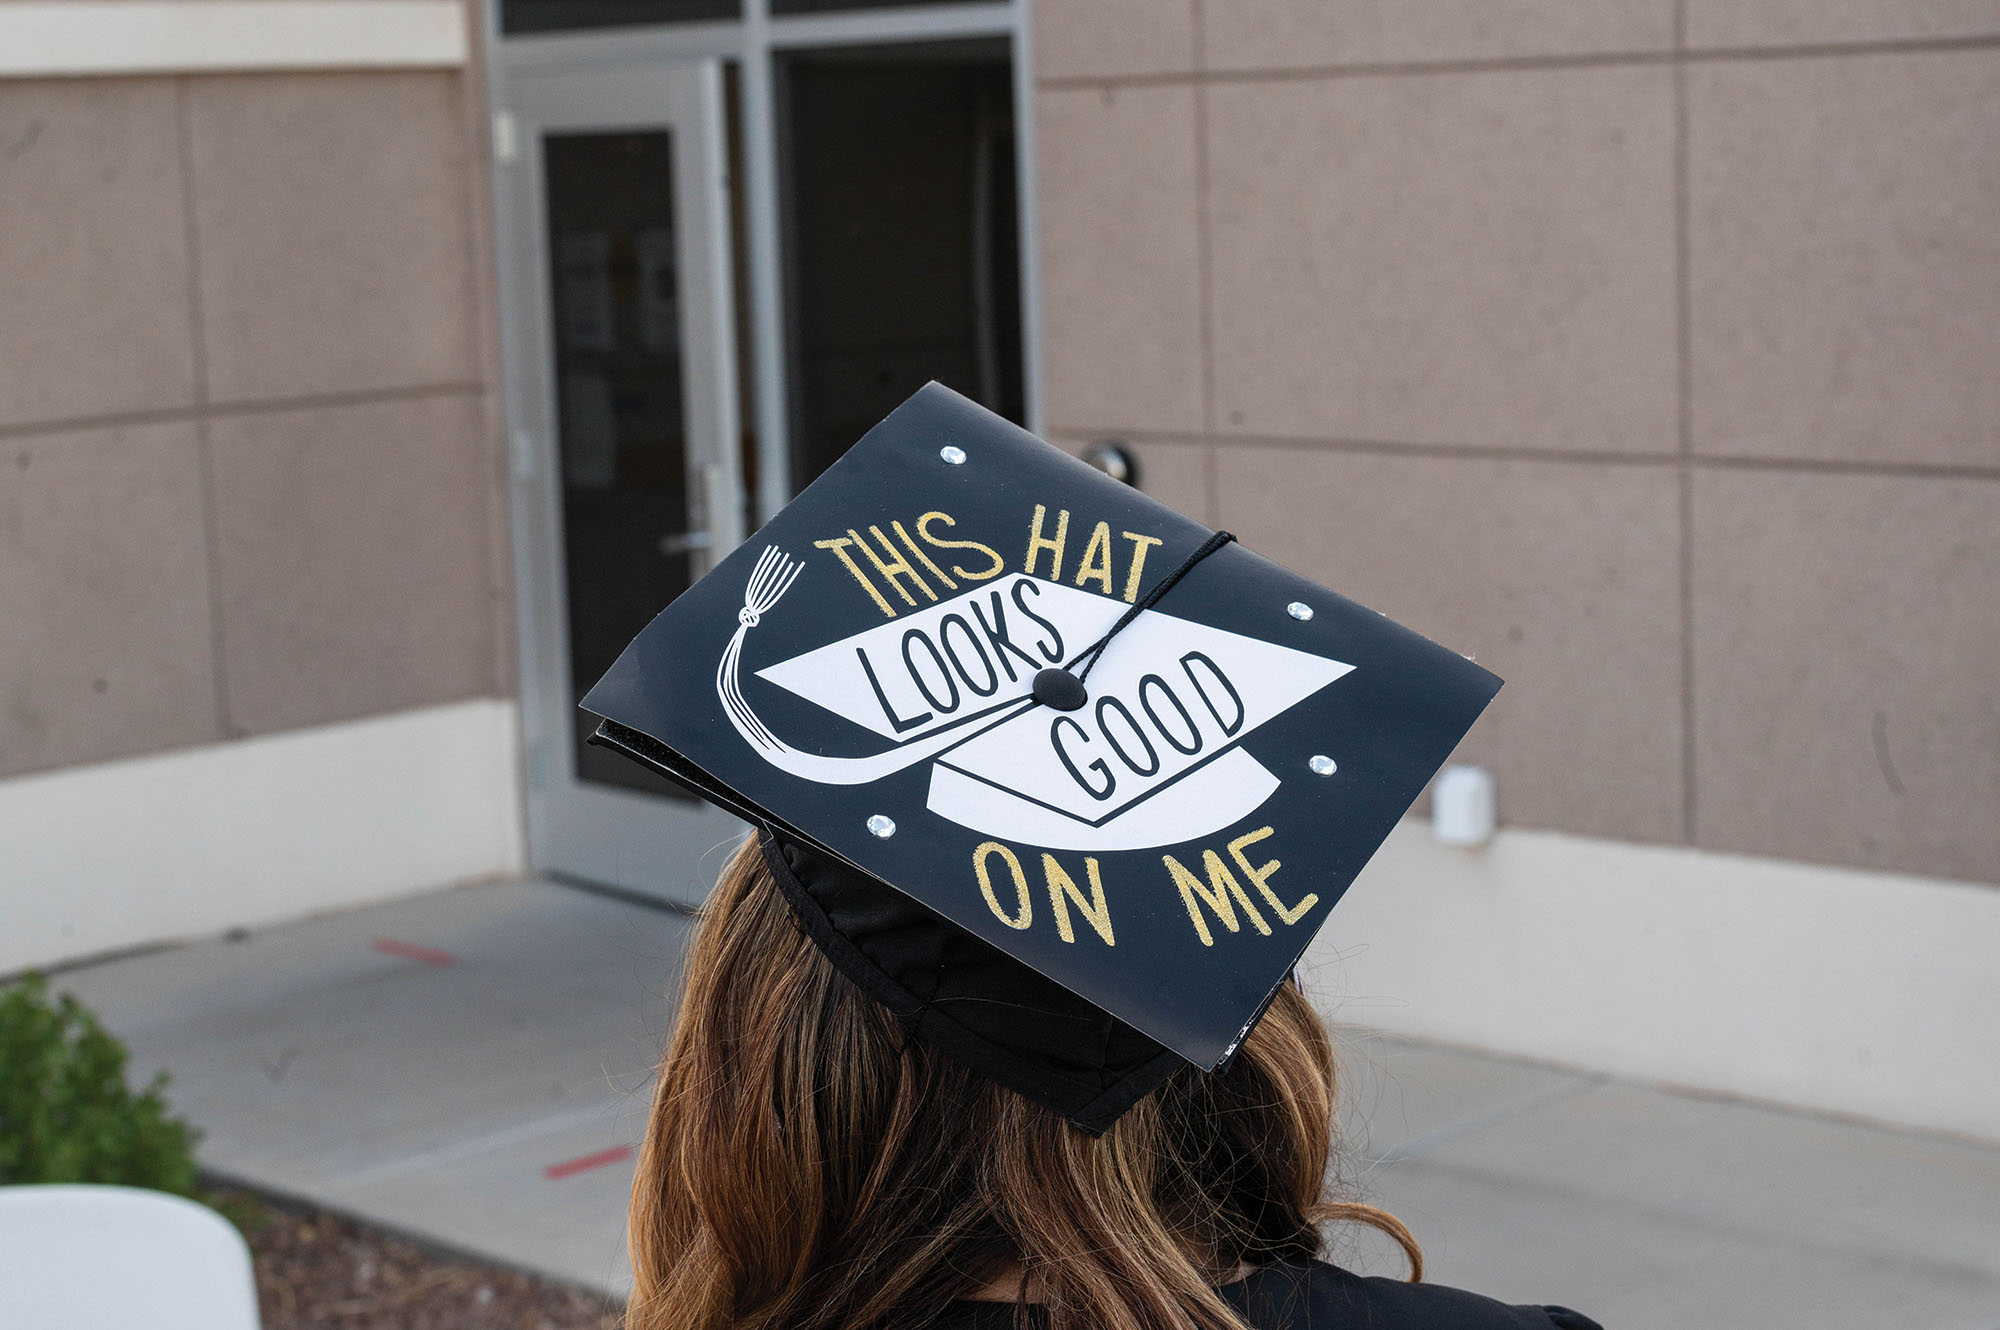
[{"xmin": 583, "ymin": 382, "xmax": 1501, "ymax": 1132}]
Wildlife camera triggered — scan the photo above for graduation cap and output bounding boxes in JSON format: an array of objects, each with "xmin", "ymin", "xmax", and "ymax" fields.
[{"xmin": 583, "ymin": 382, "xmax": 1501, "ymax": 1132}]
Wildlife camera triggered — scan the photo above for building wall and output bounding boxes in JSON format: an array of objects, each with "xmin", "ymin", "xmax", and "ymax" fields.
[
  {"xmin": 0, "ymin": 3, "xmax": 524, "ymax": 970},
  {"xmin": 1032, "ymin": 3, "xmax": 2000, "ymax": 1139},
  {"xmin": 1034, "ymin": 1, "xmax": 2000, "ymax": 886}
]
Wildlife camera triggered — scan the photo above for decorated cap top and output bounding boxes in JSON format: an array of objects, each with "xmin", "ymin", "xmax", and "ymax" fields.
[{"xmin": 582, "ymin": 382, "xmax": 1500, "ymax": 1126}]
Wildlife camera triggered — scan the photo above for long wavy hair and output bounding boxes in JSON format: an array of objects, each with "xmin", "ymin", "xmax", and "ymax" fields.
[{"xmin": 626, "ymin": 837, "xmax": 1419, "ymax": 1330}]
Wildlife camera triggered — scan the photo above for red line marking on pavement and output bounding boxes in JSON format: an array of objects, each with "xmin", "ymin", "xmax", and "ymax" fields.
[
  {"xmin": 543, "ymin": 1145, "xmax": 633, "ymax": 1180},
  {"xmin": 371, "ymin": 937, "xmax": 457, "ymax": 967}
]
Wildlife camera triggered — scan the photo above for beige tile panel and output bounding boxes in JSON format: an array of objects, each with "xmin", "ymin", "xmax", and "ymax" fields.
[
  {"xmin": 0, "ymin": 78, "xmax": 195, "ymax": 429},
  {"xmin": 1215, "ymin": 446, "xmax": 1685, "ymax": 842},
  {"xmin": 1206, "ymin": 67, "xmax": 1678, "ymax": 454},
  {"xmin": 1050, "ymin": 432, "xmax": 1211, "ymax": 523},
  {"xmin": 1688, "ymin": 1, "xmax": 2000, "ymax": 48},
  {"xmin": 1688, "ymin": 52, "xmax": 2000, "ymax": 468},
  {"xmin": 206, "ymin": 394, "xmax": 500, "ymax": 735},
  {"xmin": 187, "ymin": 71, "xmax": 479, "ymax": 404},
  {"xmin": 1692, "ymin": 469, "xmax": 2000, "ymax": 882},
  {"xmin": 1036, "ymin": 85, "xmax": 1206, "ymax": 435},
  {"xmin": 1035, "ymin": 0, "xmax": 1196, "ymax": 81},
  {"xmin": 0, "ymin": 423, "xmax": 219, "ymax": 778},
  {"xmin": 1201, "ymin": 0, "xmax": 1673, "ymax": 72}
]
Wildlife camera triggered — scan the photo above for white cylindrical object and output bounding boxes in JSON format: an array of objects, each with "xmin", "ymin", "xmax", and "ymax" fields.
[{"xmin": 1433, "ymin": 764, "xmax": 1496, "ymax": 848}]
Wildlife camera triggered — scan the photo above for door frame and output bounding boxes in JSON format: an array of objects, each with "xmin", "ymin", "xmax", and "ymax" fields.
[
  {"xmin": 495, "ymin": 58, "xmax": 746, "ymax": 904},
  {"xmin": 486, "ymin": 0, "xmax": 1043, "ymax": 525},
  {"xmin": 485, "ymin": 1, "xmax": 1042, "ymax": 893}
]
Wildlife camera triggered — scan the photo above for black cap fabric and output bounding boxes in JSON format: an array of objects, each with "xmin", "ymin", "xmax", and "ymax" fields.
[
  {"xmin": 763, "ymin": 829, "xmax": 1185, "ymax": 1132},
  {"xmin": 582, "ymin": 382, "xmax": 1501, "ymax": 1129}
]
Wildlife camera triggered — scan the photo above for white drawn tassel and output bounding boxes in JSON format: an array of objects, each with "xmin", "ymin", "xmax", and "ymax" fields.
[{"xmin": 714, "ymin": 546, "xmax": 1030, "ymax": 786}]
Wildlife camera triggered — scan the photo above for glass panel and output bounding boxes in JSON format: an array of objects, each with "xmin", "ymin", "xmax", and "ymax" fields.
[
  {"xmin": 779, "ymin": 41, "xmax": 1023, "ymax": 487},
  {"xmin": 543, "ymin": 131, "xmax": 699, "ymax": 795},
  {"xmin": 502, "ymin": 0, "xmax": 737, "ymax": 36}
]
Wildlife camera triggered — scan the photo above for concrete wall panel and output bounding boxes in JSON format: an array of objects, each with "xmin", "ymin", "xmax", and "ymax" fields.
[
  {"xmin": 0, "ymin": 78, "xmax": 195, "ymax": 429},
  {"xmin": 1200, "ymin": 0, "xmax": 1672, "ymax": 72},
  {"xmin": 1687, "ymin": 1, "xmax": 2000, "ymax": 48},
  {"xmin": 1217, "ymin": 448, "xmax": 1685, "ymax": 842},
  {"xmin": 1036, "ymin": 85, "xmax": 1206, "ymax": 434},
  {"xmin": 1034, "ymin": 0, "xmax": 1195, "ymax": 81},
  {"xmin": 205, "ymin": 393, "xmax": 498, "ymax": 735},
  {"xmin": 0, "ymin": 422, "xmax": 218, "ymax": 778},
  {"xmin": 1692, "ymin": 469, "xmax": 2000, "ymax": 881},
  {"xmin": 1205, "ymin": 67, "xmax": 1678, "ymax": 453},
  {"xmin": 1689, "ymin": 51, "xmax": 2000, "ymax": 468},
  {"xmin": 186, "ymin": 71, "xmax": 480, "ymax": 403}
]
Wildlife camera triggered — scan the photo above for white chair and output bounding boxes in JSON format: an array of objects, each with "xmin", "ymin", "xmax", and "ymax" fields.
[{"xmin": 0, "ymin": 1184, "xmax": 261, "ymax": 1330}]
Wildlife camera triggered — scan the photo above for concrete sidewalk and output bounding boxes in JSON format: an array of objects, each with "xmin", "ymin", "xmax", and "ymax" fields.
[
  {"xmin": 59, "ymin": 879, "xmax": 684, "ymax": 1295},
  {"xmin": 55, "ymin": 878, "xmax": 2000, "ymax": 1328}
]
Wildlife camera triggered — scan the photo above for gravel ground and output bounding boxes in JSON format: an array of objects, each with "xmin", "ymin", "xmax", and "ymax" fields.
[{"xmin": 222, "ymin": 1192, "xmax": 624, "ymax": 1330}]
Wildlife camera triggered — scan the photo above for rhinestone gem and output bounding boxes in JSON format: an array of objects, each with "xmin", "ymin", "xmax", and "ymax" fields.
[
  {"xmin": 939, "ymin": 445, "xmax": 967, "ymax": 465},
  {"xmin": 1309, "ymin": 755, "xmax": 1337, "ymax": 777},
  {"xmin": 1287, "ymin": 601, "xmax": 1314, "ymax": 621},
  {"xmin": 866, "ymin": 814, "xmax": 896, "ymax": 838}
]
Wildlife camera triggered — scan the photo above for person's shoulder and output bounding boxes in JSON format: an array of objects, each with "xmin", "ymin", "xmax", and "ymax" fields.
[{"xmin": 1223, "ymin": 1260, "xmax": 1603, "ymax": 1330}]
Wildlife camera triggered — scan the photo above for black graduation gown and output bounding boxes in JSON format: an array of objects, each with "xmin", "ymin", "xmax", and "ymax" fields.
[{"xmin": 925, "ymin": 1259, "xmax": 1602, "ymax": 1329}]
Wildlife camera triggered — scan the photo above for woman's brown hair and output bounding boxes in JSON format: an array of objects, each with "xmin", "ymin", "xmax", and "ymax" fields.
[{"xmin": 627, "ymin": 838, "xmax": 1419, "ymax": 1330}]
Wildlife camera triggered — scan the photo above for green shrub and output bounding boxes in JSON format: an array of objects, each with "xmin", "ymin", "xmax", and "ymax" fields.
[{"xmin": 0, "ymin": 972, "xmax": 200, "ymax": 1195}]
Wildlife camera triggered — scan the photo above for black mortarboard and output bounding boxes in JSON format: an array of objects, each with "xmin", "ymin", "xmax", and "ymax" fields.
[{"xmin": 582, "ymin": 383, "xmax": 1501, "ymax": 1132}]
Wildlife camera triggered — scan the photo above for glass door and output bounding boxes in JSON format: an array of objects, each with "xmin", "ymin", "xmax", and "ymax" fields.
[{"xmin": 499, "ymin": 61, "xmax": 744, "ymax": 904}]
